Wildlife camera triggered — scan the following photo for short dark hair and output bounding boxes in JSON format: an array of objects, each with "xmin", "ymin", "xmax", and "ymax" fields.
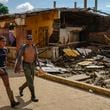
[{"xmin": 0, "ymin": 36, "xmax": 6, "ymax": 41}]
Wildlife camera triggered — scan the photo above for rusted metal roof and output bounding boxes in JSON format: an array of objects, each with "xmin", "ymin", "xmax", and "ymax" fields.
[{"xmin": 0, "ymin": 7, "xmax": 109, "ymax": 20}]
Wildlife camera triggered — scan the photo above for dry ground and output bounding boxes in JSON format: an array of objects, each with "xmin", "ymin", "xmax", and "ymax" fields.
[{"xmin": 0, "ymin": 69, "xmax": 110, "ymax": 110}]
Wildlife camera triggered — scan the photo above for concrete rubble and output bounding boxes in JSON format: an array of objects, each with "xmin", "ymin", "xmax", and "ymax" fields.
[{"xmin": 40, "ymin": 45, "xmax": 110, "ymax": 89}]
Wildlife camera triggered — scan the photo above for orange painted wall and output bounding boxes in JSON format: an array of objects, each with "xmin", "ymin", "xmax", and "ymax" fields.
[{"xmin": 25, "ymin": 10, "xmax": 59, "ymax": 46}]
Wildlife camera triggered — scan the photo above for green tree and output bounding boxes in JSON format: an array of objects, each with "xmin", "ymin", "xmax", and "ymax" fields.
[{"xmin": 0, "ymin": 3, "xmax": 9, "ymax": 15}]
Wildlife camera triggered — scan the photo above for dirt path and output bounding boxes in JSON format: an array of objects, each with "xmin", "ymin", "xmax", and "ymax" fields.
[{"xmin": 0, "ymin": 76, "xmax": 110, "ymax": 110}]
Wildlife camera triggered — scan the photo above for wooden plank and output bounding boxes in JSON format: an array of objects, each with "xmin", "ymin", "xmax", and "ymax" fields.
[
  {"xmin": 67, "ymin": 74, "xmax": 90, "ymax": 81},
  {"xmin": 37, "ymin": 73, "xmax": 110, "ymax": 97}
]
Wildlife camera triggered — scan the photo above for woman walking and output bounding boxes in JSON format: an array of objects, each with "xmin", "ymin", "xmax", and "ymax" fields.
[{"xmin": 0, "ymin": 36, "xmax": 20, "ymax": 108}]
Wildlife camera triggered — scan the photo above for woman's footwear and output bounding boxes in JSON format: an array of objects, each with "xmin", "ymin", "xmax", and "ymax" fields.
[{"xmin": 11, "ymin": 101, "xmax": 20, "ymax": 108}]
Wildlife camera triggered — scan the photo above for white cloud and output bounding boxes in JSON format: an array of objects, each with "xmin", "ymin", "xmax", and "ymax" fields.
[
  {"xmin": 0, "ymin": 0, "xmax": 8, "ymax": 3},
  {"xmin": 106, "ymin": 4, "xmax": 110, "ymax": 8},
  {"xmin": 16, "ymin": 2, "xmax": 34, "ymax": 12}
]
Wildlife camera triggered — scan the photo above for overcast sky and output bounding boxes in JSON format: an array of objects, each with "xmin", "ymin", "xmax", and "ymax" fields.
[{"xmin": 1, "ymin": 0, "xmax": 110, "ymax": 13}]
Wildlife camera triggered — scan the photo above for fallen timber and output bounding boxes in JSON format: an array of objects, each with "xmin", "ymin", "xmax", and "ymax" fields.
[
  {"xmin": 36, "ymin": 72, "xmax": 110, "ymax": 97},
  {"xmin": 48, "ymin": 41, "xmax": 86, "ymax": 47},
  {"xmin": 35, "ymin": 44, "xmax": 110, "ymax": 97}
]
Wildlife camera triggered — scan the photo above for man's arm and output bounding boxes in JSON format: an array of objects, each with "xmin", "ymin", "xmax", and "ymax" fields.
[
  {"xmin": 35, "ymin": 48, "xmax": 41, "ymax": 68},
  {"xmin": 14, "ymin": 45, "xmax": 24, "ymax": 73},
  {"xmin": 35, "ymin": 47, "xmax": 46, "ymax": 76}
]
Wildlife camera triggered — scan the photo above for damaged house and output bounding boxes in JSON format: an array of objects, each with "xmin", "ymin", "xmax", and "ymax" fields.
[
  {"xmin": 0, "ymin": 0, "xmax": 110, "ymax": 93},
  {"xmin": 0, "ymin": 8, "xmax": 110, "ymax": 59},
  {"xmin": 0, "ymin": 6, "xmax": 110, "ymax": 90}
]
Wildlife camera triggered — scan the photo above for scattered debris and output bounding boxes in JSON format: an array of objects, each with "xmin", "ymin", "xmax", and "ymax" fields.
[
  {"xmin": 36, "ymin": 60, "xmax": 68, "ymax": 73},
  {"xmin": 50, "ymin": 45, "xmax": 110, "ymax": 89}
]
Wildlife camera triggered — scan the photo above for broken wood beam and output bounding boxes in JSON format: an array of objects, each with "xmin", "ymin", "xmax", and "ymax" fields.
[
  {"xmin": 36, "ymin": 73, "xmax": 110, "ymax": 97},
  {"xmin": 49, "ymin": 41, "xmax": 86, "ymax": 47}
]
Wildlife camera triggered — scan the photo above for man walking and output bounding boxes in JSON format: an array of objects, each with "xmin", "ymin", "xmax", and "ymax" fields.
[{"xmin": 14, "ymin": 34, "xmax": 42, "ymax": 102}]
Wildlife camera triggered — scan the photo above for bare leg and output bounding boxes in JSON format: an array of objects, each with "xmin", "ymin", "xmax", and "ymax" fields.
[{"xmin": 1, "ymin": 74, "xmax": 20, "ymax": 107}]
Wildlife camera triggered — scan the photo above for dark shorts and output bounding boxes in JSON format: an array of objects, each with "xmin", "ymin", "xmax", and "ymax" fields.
[{"xmin": 0, "ymin": 68, "xmax": 8, "ymax": 76}]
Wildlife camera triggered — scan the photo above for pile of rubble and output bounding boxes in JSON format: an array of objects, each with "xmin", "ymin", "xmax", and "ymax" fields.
[{"xmin": 46, "ymin": 45, "xmax": 110, "ymax": 89}]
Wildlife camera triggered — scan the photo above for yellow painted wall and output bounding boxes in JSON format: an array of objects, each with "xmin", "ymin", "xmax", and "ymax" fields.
[{"xmin": 25, "ymin": 10, "xmax": 59, "ymax": 46}]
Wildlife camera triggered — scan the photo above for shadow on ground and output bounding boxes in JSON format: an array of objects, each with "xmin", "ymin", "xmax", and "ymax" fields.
[{"xmin": 0, "ymin": 96, "xmax": 32, "ymax": 110}]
